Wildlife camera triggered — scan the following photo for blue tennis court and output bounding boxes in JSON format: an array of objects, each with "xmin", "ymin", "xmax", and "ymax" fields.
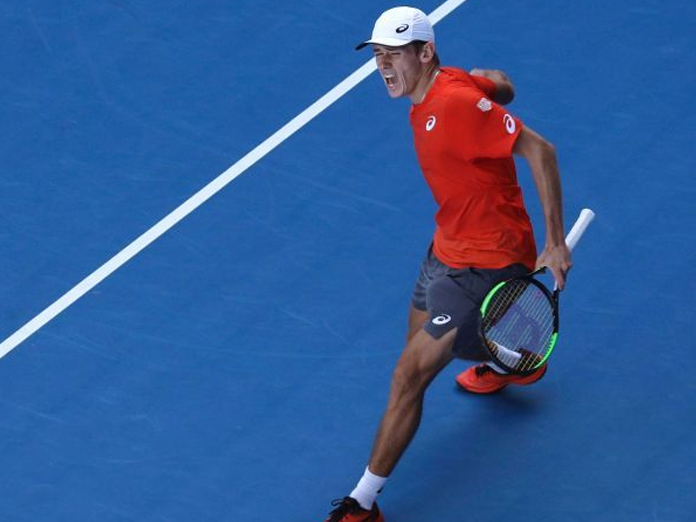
[{"xmin": 1, "ymin": 1, "xmax": 694, "ymax": 520}]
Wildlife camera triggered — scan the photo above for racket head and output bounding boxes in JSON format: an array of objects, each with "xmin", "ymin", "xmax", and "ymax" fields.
[{"xmin": 478, "ymin": 274, "xmax": 559, "ymax": 375}]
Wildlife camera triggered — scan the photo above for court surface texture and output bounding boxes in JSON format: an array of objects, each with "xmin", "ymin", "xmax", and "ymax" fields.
[{"xmin": 1, "ymin": 1, "xmax": 694, "ymax": 521}]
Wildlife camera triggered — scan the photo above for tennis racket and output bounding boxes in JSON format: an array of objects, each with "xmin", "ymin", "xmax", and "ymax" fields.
[{"xmin": 479, "ymin": 208, "xmax": 595, "ymax": 375}]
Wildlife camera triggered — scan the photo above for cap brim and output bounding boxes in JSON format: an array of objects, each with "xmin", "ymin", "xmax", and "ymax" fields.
[{"xmin": 355, "ymin": 38, "xmax": 414, "ymax": 51}]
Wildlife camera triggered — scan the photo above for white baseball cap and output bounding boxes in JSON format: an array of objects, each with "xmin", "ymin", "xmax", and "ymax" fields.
[{"xmin": 355, "ymin": 6, "xmax": 435, "ymax": 50}]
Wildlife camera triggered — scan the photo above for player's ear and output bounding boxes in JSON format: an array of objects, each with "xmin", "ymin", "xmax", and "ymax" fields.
[{"xmin": 420, "ymin": 42, "xmax": 435, "ymax": 63}]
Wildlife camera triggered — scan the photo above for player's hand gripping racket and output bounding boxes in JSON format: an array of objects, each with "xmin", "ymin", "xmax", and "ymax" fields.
[{"xmin": 479, "ymin": 208, "xmax": 595, "ymax": 375}]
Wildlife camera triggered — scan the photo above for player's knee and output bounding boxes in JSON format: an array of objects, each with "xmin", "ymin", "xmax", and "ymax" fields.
[{"xmin": 390, "ymin": 360, "xmax": 427, "ymax": 399}]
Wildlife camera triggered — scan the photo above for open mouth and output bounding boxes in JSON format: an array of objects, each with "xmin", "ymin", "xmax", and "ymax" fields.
[{"xmin": 383, "ymin": 73, "xmax": 398, "ymax": 91}]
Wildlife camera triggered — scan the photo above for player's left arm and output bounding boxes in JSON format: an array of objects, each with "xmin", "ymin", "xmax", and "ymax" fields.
[
  {"xmin": 470, "ymin": 68, "xmax": 515, "ymax": 105},
  {"xmin": 512, "ymin": 126, "xmax": 572, "ymax": 289}
]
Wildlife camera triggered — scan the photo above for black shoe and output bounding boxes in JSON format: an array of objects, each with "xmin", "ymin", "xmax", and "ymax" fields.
[{"xmin": 323, "ymin": 497, "xmax": 384, "ymax": 522}]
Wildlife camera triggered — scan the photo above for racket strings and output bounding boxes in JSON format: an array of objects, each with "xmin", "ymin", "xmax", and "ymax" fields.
[{"xmin": 482, "ymin": 280, "xmax": 555, "ymax": 372}]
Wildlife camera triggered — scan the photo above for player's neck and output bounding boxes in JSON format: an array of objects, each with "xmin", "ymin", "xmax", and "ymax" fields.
[{"xmin": 410, "ymin": 66, "xmax": 440, "ymax": 105}]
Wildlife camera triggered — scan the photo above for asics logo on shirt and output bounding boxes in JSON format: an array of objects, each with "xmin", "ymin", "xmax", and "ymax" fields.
[
  {"xmin": 426, "ymin": 116, "xmax": 437, "ymax": 131},
  {"xmin": 432, "ymin": 314, "xmax": 451, "ymax": 325},
  {"xmin": 504, "ymin": 114, "xmax": 516, "ymax": 134}
]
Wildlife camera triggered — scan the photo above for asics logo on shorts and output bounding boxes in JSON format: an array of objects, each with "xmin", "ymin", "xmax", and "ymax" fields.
[{"xmin": 432, "ymin": 314, "xmax": 451, "ymax": 325}]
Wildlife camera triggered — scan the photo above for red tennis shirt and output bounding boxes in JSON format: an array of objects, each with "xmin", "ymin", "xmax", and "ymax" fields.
[{"xmin": 410, "ymin": 67, "xmax": 536, "ymax": 270}]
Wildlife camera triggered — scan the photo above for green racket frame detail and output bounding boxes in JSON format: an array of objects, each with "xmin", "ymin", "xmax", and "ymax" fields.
[
  {"xmin": 537, "ymin": 332, "xmax": 558, "ymax": 367},
  {"xmin": 479, "ymin": 281, "xmax": 507, "ymax": 317}
]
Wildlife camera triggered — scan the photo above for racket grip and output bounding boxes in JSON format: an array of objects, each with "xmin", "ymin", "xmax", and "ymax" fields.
[{"xmin": 565, "ymin": 208, "xmax": 595, "ymax": 252}]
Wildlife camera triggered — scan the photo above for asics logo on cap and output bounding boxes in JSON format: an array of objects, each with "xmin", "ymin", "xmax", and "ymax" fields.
[
  {"xmin": 355, "ymin": 7, "xmax": 434, "ymax": 51},
  {"xmin": 432, "ymin": 314, "xmax": 451, "ymax": 325}
]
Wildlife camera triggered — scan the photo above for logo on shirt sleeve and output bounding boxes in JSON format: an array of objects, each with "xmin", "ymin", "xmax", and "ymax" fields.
[
  {"xmin": 477, "ymin": 98, "xmax": 492, "ymax": 112},
  {"xmin": 425, "ymin": 115, "xmax": 437, "ymax": 131},
  {"xmin": 503, "ymin": 114, "xmax": 516, "ymax": 134}
]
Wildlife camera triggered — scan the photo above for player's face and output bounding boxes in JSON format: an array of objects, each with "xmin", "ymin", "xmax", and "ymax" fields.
[{"xmin": 373, "ymin": 44, "xmax": 426, "ymax": 100}]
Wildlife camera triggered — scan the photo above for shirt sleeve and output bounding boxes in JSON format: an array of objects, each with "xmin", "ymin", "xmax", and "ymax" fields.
[
  {"xmin": 469, "ymin": 74, "xmax": 497, "ymax": 99},
  {"xmin": 444, "ymin": 89, "xmax": 523, "ymax": 161}
]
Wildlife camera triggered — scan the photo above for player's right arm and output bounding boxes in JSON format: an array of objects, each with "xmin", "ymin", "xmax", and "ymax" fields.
[
  {"xmin": 469, "ymin": 68, "xmax": 515, "ymax": 105},
  {"xmin": 512, "ymin": 126, "xmax": 572, "ymax": 289}
]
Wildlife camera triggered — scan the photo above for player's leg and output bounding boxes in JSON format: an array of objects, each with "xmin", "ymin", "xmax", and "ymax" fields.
[
  {"xmin": 406, "ymin": 304, "xmax": 429, "ymax": 343},
  {"xmin": 368, "ymin": 327, "xmax": 457, "ymax": 476},
  {"xmin": 323, "ymin": 273, "xmax": 475, "ymax": 521},
  {"xmin": 323, "ymin": 327, "xmax": 457, "ymax": 522}
]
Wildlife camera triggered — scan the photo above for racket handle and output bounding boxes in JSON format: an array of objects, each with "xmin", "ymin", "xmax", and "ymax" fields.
[
  {"xmin": 565, "ymin": 208, "xmax": 595, "ymax": 252},
  {"xmin": 551, "ymin": 208, "xmax": 595, "ymax": 291}
]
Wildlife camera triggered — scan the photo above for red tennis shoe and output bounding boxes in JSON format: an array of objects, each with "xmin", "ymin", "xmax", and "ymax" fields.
[
  {"xmin": 323, "ymin": 497, "xmax": 384, "ymax": 522},
  {"xmin": 456, "ymin": 363, "xmax": 548, "ymax": 394}
]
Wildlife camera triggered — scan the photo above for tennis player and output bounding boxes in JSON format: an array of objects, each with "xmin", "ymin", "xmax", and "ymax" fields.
[{"xmin": 322, "ymin": 6, "xmax": 571, "ymax": 522}]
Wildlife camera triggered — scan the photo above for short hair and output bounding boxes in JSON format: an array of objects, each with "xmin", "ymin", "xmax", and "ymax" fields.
[{"xmin": 410, "ymin": 40, "xmax": 440, "ymax": 67}]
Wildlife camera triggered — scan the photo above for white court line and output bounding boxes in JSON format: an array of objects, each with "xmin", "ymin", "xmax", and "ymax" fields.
[{"xmin": 0, "ymin": 0, "xmax": 470, "ymax": 360}]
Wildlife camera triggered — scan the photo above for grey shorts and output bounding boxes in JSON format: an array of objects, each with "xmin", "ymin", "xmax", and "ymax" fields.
[{"xmin": 411, "ymin": 245, "xmax": 528, "ymax": 360}]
